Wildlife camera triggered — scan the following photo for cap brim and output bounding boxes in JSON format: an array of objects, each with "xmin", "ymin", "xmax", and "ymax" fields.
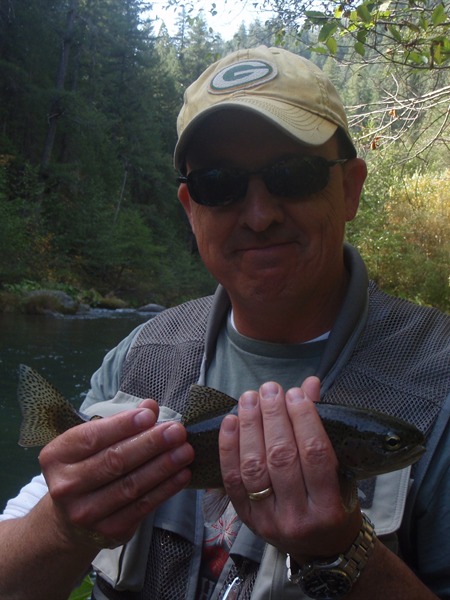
[{"xmin": 174, "ymin": 98, "xmax": 337, "ymax": 170}]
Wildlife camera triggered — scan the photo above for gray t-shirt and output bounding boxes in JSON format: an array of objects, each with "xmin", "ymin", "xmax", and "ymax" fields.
[{"xmin": 206, "ymin": 315, "xmax": 326, "ymax": 399}]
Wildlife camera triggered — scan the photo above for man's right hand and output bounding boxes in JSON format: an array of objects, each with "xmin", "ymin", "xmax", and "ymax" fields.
[{"xmin": 38, "ymin": 400, "xmax": 194, "ymax": 550}]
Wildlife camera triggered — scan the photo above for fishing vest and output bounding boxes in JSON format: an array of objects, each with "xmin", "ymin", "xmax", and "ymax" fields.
[{"xmin": 90, "ymin": 267, "xmax": 450, "ymax": 599}]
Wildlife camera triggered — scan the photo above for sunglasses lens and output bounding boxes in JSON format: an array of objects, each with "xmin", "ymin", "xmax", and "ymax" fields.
[
  {"xmin": 185, "ymin": 156, "xmax": 335, "ymax": 206},
  {"xmin": 265, "ymin": 157, "xmax": 330, "ymax": 198},
  {"xmin": 187, "ymin": 168, "xmax": 247, "ymax": 206}
]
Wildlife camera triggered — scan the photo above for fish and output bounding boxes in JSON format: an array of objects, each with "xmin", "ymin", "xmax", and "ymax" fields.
[{"xmin": 17, "ymin": 364, "xmax": 426, "ymax": 519}]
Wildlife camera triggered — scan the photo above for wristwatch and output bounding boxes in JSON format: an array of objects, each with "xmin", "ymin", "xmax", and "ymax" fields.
[{"xmin": 286, "ymin": 512, "xmax": 376, "ymax": 599}]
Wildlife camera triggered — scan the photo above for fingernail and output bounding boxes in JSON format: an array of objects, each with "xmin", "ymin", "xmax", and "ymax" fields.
[
  {"xmin": 134, "ymin": 409, "xmax": 154, "ymax": 429},
  {"xmin": 222, "ymin": 414, "xmax": 238, "ymax": 433},
  {"xmin": 287, "ymin": 387, "xmax": 306, "ymax": 404},
  {"xmin": 163, "ymin": 423, "xmax": 185, "ymax": 445},
  {"xmin": 240, "ymin": 391, "xmax": 258, "ymax": 409},
  {"xmin": 260, "ymin": 381, "xmax": 279, "ymax": 400}
]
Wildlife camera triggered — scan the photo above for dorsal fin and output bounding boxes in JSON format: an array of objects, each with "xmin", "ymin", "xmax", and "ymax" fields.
[{"xmin": 182, "ymin": 385, "xmax": 237, "ymax": 426}]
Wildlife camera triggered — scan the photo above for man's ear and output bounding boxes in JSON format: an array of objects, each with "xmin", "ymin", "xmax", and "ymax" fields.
[
  {"xmin": 178, "ymin": 182, "xmax": 195, "ymax": 230},
  {"xmin": 343, "ymin": 158, "xmax": 367, "ymax": 222}
]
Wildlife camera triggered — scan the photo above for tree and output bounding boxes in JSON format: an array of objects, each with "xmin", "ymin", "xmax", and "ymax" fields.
[{"xmin": 162, "ymin": 0, "xmax": 450, "ymax": 163}]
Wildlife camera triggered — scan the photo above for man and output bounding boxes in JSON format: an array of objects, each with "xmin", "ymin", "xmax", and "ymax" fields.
[{"xmin": 0, "ymin": 46, "xmax": 449, "ymax": 600}]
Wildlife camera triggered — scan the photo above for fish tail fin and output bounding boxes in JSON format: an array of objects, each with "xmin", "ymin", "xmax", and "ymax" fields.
[{"xmin": 17, "ymin": 364, "xmax": 83, "ymax": 447}]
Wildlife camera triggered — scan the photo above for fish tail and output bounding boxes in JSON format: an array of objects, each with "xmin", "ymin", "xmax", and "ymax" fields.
[{"xmin": 17, "ymin": 364, "xmax": 83, "ymax": 447}]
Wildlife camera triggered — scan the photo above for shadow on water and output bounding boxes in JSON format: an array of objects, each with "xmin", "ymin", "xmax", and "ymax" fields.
[{"xmin": 0, "ymin": 310, "xmax": 152, "ymax": 512}]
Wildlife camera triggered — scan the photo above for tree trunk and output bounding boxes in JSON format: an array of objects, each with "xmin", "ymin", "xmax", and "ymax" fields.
[{"xmin": 40, "ymin": 0, "xmax": 78, "ymax": 173}]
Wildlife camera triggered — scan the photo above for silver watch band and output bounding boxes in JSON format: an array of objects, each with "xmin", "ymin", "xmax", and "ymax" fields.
[{"xmin": 287, "ymin": 512, "xmax": 376, "ymax": 590}]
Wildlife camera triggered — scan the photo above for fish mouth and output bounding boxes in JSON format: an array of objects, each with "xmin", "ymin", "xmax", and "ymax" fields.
[
  {"xmin": 403, "ymin": 444, "xmax": 426, "ymax": 464},
  {"xmin": 350, "ymin": 444, "xmax": 427, "ymax": 480},
  {"xmin": 388, "ymin": 443, "xmax": 427, "ymax": 469}
]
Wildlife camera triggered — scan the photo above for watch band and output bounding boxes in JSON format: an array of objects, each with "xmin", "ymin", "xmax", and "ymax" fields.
[{"xmin": 287, "ymin": 512, "xmax": 376, "ymax": 599}]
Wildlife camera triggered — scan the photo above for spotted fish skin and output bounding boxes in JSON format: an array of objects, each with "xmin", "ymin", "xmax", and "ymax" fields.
[
  {"xmin": 17, "ymin": 366, "xmax": 426, "ymax": 490},
  {"xmin": 18, "ymin": 364, "xmax": 87, "ymax": 447},
  {"xmin": 181, "ymin": 385, "xmax": 238, "ymax": 488}
]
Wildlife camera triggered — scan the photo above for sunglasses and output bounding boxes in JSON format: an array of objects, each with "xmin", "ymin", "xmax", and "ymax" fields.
[{"xmin": 178, "ymin": 156, "xmax": 348, "ymax": 207}]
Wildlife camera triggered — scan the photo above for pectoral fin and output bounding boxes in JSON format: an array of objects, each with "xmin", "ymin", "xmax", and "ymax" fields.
[{"xmin": 202, "ymin": 488, "xmax": 230, "ymax": 523}]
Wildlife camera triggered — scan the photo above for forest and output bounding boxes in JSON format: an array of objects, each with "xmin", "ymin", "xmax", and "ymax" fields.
[{"xmin": 0, "ymin": 0, "xmax": 449, "ymax": 313}]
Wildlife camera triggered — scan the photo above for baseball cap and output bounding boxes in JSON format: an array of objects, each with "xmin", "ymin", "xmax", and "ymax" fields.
[{"xmin": 174, "ymin": 45, "xmax": 356, "ymax": 169}]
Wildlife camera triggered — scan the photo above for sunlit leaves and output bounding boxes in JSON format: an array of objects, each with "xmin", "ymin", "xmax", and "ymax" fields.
[
  {"xmin": 264, "ymin": 0, "xmax": 450, "ymax": 69},
  {"xmin": 432, "ymin": 3, "xmax": 446, "ymax": 26}
]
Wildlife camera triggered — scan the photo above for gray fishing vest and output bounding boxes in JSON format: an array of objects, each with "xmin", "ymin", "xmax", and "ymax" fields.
[{"xmin": 90, "ymin": 248, "xmax": 450, "ymax": 600}]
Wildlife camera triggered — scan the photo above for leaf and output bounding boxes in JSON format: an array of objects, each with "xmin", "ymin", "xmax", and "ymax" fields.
[
  {"xmin": 388, "ymin": 25, "xmax": 402, "ymax": 43},
  {"xmin": 68, "ymin": 575, "xmax": 94, "ymax": 600},
  {"xmin": 326, "ymin": 37, "xmax": 338, "ymax": 54},
  {"xmin": 431, "ymin": 4, "xmax": 446, "ymax": 26},
  {"xmin": 318, "ymin": 21, "xmax": 338, "ymax": 42},
  {"xmin": 433, "ymin": 42, "xmax": 442, "ymax": 65},
  {"xmin": 356, "ymin": 4, "xmax": 372, "ymax": 24},
  {"xmin": 354, "ymin": 41, "xmax": 366, "ymax": 56},
  {"xmin": 357, "ymin": 28, "xmax": 367, "ymax": 43},
  {"xmin": 310, "ymin": 45, "xmax": 330, "ymax": 55},
  {"xmin": 407, "ymin": 51, "xmax": 429, "ymax": 65},
  {"xmin": 404, "ymin": 21, "xmax": 421, "ymax": 33},
  {"xmin": 305, "ymin": 10, "xmax": 327, "ymax": 21}
]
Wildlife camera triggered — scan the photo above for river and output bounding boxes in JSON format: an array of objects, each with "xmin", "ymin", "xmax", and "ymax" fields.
[{"xmin": 0, "ymin": 310, "xmax": 152, "ymax": 512}]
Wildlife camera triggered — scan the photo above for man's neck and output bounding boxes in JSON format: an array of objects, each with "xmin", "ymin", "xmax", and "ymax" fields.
[{"xmin": 230, "ymin": 271, "xmax": 350, "ymax": 344}]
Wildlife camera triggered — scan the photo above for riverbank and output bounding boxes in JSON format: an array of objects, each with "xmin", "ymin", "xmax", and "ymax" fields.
[{"xmin": 0, "ymin": 288, "xmax": 166, "ymax": 316}]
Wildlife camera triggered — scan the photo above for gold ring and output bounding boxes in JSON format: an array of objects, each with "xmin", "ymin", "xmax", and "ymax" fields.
[{"xmin": 248, "ymin": 486, "xmax": 273, "ymax": 501}]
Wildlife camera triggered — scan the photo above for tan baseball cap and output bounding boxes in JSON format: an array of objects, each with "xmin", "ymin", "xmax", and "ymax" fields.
[{"xmin": 174, "ymin": 45, "xmax": 356, "ymax": 169}]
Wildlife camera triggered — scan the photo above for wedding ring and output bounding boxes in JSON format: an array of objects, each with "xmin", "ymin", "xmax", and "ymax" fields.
[{"xmin": 247, "ymin": 486, "xmax": 273, "ymax": 501}]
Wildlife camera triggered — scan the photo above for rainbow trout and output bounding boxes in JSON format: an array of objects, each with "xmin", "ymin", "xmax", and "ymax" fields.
[{"xmin": 17, "ymin": 365, "xmax": 425, "ymax": 499}]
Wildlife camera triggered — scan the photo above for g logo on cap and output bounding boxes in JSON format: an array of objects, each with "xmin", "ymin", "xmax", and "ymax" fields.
[{"xmin": 209, "ymin": 60, "xmax": 277, "ymax": 94}]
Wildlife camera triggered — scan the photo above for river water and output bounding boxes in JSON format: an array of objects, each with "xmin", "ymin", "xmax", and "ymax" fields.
[{"xmin": 0, "ymin": 310, "xmax": 152, "ymax": 512}]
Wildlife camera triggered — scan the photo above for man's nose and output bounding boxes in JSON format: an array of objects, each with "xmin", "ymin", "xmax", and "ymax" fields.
[{"xmin": 238, "ymin": 176, "xmax": 285, "ymax": 232}]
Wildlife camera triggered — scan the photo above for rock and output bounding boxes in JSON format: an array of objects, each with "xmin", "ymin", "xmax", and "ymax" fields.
[
  {"xmin": 138, "ymin": 303, "xmax": 166, "ymax": 313},
  {"xmin": 23, "ymin": 290, "xmax": 79, "ymax": 315}
]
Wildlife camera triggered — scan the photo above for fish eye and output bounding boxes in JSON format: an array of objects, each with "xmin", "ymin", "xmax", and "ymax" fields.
[{"xmin": 384, "ymin": 433, "xmax": 402, "ymax": 451}]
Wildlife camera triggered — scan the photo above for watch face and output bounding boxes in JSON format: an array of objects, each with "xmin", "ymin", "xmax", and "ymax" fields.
[{"xmin": 301, "ymin": 568, "xmax": 353, "ymax": 599}]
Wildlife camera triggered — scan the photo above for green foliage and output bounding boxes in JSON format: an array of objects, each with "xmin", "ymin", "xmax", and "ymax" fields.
[
  {"xmin": 347, "ymin": 154, "xmax": 450, "ymax": 312},
  {"xmin": 275, "ymin": 0, "xmax": 450, "ymax": 69},
  {"xmin": 0, "ymin": 161, "xmax": 41, "ymax": 284},
  {"xmin": 0, "ymin": 0, "xmax": 448, "ymax": 313},
  {"xmin": 68, "ymin": 574, "xmax": 94, "ymax": 600},
  {"xmin": 0, "ymin": 0, "xmax": 222, "ymax": 306}
]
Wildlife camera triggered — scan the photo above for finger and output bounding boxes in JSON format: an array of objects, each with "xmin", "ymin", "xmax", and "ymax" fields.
[
  {"xmin": 300, "ymin": 376, "xmax": 321, "ymax": 403},
  {"xmin": 257, "ymin": 382, "xmax": 305, "ymax": 502},
  {"xmin": 87, "ymin": 467, "xmax": 193, "ymax": 544},
  {"xmin": 237, "ymin": 390, "xmax": 273, "ymax": 495},
  {"xmin": 40, "ymin": 407, "xmax": 158, "ymax": 465},
  {"xmin": 285, "ymin": 386, "xmax": 340, "ymax": 509},
  {"xmin": 64, "ymin": 438, "xmax": 194, "ymax": 526},
  {"xmin": 219, "ymin": 413, "xmax": 245, "ymax": 495},
  {"xmin": 46, "ymin": 420, "xmax": 191, "ymax": 496},
  {"xmin": 139, "ymin": 398, "xmax": 160, "ymax": 413}
]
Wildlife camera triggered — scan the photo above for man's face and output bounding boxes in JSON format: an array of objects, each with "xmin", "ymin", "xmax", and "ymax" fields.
[{"xmin": 178, "ymin": 110, "xmax": 366, "ymax": 340}]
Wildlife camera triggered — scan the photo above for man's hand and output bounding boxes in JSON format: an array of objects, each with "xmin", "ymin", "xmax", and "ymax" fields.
[
  {"xmin": 218, "ymin": 377, "xmax": 361, "ymax": 562},
  {"xmin": 39, "ymin": 400, "xmax": 194, "ymax": 550}
]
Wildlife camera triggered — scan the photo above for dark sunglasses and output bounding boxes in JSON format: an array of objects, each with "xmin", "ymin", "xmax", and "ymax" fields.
[{"xmin": 178, "ymin": 156, "xmax": 348, "ymax": 207}]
